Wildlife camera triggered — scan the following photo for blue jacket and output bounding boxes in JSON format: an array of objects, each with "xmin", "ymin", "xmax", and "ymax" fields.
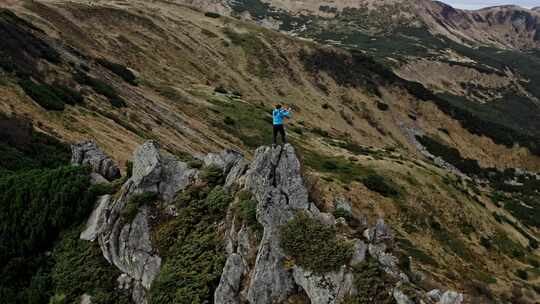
[{"xmin": 273, "ymin": 109, "xmax": 290, "ymax": 125}]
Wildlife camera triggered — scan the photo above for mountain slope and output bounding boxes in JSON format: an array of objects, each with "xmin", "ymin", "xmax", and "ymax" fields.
[{"xmin": 0, "ymin": 1, "xmax": 539, "ymax": 304}]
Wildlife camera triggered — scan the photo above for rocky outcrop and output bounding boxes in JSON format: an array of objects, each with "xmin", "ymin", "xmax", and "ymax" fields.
[
  {"xmin": 215, "ymin": 144, "xmax": 360, "ymax": 304},
  {"xmin": 80, "ymin": 195, "xmax": 110, "ymax": 241},
  {"xmin": 71, "ymin": 140, "xmax": 121, "ymax": 181},
  {"xmin": 439, "ymin": 291, "xmax": 464, "ymax": 304},
  {"xmin": 79, "ymin": 140, "xmax": 201, "ymax": 304}
]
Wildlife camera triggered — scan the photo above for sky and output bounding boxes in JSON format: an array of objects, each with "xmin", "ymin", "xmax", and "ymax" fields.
[{"xmin": 439, "ymin": 0, "xmax": 538, "ymax": 10}]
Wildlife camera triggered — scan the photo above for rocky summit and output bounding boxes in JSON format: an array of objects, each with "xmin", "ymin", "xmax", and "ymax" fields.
[{"xmin": 0, "ymin": 1, "xmax": 539, "ymax": 304}]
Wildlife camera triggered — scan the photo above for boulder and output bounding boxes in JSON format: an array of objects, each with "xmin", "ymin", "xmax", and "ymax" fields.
[
  {"xmin": 292, "ymin": 266, "xmax": 354, "ymax": 304},
  {"xmin": 159, "ymin": 155, "xmax": 198, "ymax": 202},
  {"xmin": 427, "ymin": 289, "xmax": 442, "ymax": 302},
  {"xmin": 439, "ymin": 291, "xmax": 463, "ymax": 304},
  {"xmin": 334, "ymin": 197, "xmax": 352, "ymax": 213},
  {"xmin": 350, "ymin": 240, "xmax": 367, "ymax": 264},
  {"xmin": 130, "ymin": 141, "xmax": 162, "ymax": 193},
  {"xmin": 71, "ymin": 140, "xmax": 120, "ymax": 181}
]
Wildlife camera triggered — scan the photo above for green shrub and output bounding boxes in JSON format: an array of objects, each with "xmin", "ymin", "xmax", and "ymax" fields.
[
  {"xmin": 125, "ymin": 160, "xmax": 133, "ymax": 178},
  {"xmin": 343, "ymin": 257, "xmax": 396, "ymax": 304},
  {"xmin": 333, "ymin": 208, "xmax": 353, "ymax": 222},
  {"xmin": 200, "ymin": 165, "xmax": 224, "ymax": 185},
  {"xmin": 48, "ymin": 294, "xmax": 66, "ymax": 304},
  {"xmin": 96, "ymin": 58, "xmax": 137, "ymax": 85},
  {"xmin": 74, "ymin": 71, "xmax": 126, "ymax": 108},
  {"xmin": 122, "ymin": 192, "xmax": 158, "ymax": 222},
  {"xmin": 50, "ymin": 82, "xmax": 84, "ymax": 105},
  {"xmin": 223, "ymin": 116, "xmax": 235, "ymax": 125},
  {"xmin": 150, "ymin": 185, "xmax": 231, "ymax": 304},
  {"xmin": 362, "ymin": 173, "xmax": 399, "ymax": 197},
  {"xmin": 516, "ymin": 269, "xmax": 528, "ymax": 280},
  {"xmin": 19, "ymin": 79, "xmax": 65, "ymax": 111},
  {"xmin": 376, "ymin": 102, "xmax": 389, "ymax": 111},
  {"xmin": 187, "ymin": 159, "xmax": 203, "ymax": 169},
  {"xmin": 280, "ymin": 213, "xmax": 353, "ymax": 273},
  {"xmin": 204, "ymin": 12, "xmax": 221, "ymax": 18},
  {"xmin": 214, "ymin": 85, "xmax": 228, "ymax": 94},
  {"xmin": 0, "ymin": 166, "xmax": 96, "ymax": 262},
  {"xmin": 51, "ymin": 229, "xmax": 129, "ymax": 304},
  {"xmin": 237, "ymin": 198, "xmax": 260, "ymax": 230}
]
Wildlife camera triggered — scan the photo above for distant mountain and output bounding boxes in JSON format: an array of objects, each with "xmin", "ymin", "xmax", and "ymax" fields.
[{"xmin": 209, "ymin": 0, "xmax": 540, "ymax": 50}]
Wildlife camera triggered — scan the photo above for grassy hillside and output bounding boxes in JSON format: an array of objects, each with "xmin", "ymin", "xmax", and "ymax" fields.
[{"xmin": 0, "ymin": 1, "xmax": 538, "ymax": 302}]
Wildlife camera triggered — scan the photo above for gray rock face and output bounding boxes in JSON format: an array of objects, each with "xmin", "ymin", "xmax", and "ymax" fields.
[
  {"xmin": 244, "ymin": 145, "xmax": 312, "ymax": 304},
  {"xmin": 439, "ymin": 291, "xmax": 464, "ymax": 304},
  {"xmin": 204, "ymin": 149, "xmax": 244, "ymax": 175},
  {"xmin": 334, "ymin": 197, "xmax": 352, "ymax": 213},
  {"xmin": 364, "ymin": 218, "xmax": 393, "ymax": 244},
  {"xmin": 71, "ymin": 140, "xmax": 121, "ymax": 181},
  {"xmin": 130, "ymin": 140, "xmax": 198, "ymax": 201},
  {"xmin": 216, "ymin": 144, "xmax": 358, "ymax": 304},
  {"xmin": 214, "ymin": 253, "xmax": 245, "ymax": 304},
  {"xmin": 292, "ymin": 266, "xmax": 354, "ymax": 304},
  {"xmin": 427, "ymin": 289, "xmax": 442, "ymax": 302},
  {"xmin": 80, "ymin": 195, "xmax": 110, "ymax": 241}
]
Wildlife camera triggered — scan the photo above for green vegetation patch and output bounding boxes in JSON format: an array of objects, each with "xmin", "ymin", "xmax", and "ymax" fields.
[
  {"xmin": 343, "ymin": 257, "xmax": 396, "ymax": 304},
  {"xmin": 96, "ymin": 58, "xmax": 137, "ymax": 86},
  {"xmin": 74, "ymin": 71, "xmax": 126, "ymax": 108},
  {"xmin": 19, "ymin": 79, "xmax": 65, "ymax": 111},
  {"xmin": 122, "ymin": 192, "xmax": 158, "ymax": 222},
  {"xmin": 150, "ymin": 185, "xmax": 232, "ymax": 304},
  {"xmin": 50, "ymin": 229, "xmax": 129, "ymax": 304},
  {"xmin": 208, "ymin": 97, "xmax": 273, "ymax": 148},
  {"xmin": 224, "ymin": 29, "xmax": 274, "ymax": 78},
  {"xmin": 281, "ymin": 212, "xmax": 353, "ymax": 274},
  {"xmin": 362, "ymin": 173, "xmax": 399, "ymax": 197}
]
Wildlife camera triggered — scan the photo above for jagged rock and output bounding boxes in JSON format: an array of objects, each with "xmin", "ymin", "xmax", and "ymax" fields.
[
  {"xmin": 334, "ymin": 197, "xmax": 352, "ymax": 213},
  {"xmin": 204, "ymin": 149, "xmax": 243, "ymax": 175},
  {"xmin": 80, "ymin": 195, "xmax": 110, "ymax": 241},
  {"xmin": 292, "ymin": 266, "xmax": 354, "ymax": 304},
  {"xmin": 225, "ymin": 159, "xmax": 249, "ymax": 189},
  {"xmin": 350, "ymin": 240, "xmax": 367, "ymax": 264},
  {"xmin": 71, "ymin": 140, "xmax": 120, "ymax": 181},
  {"xmin": 245, "ymin": 145, "xmax": 312, "ymax": 303},
  {"xmin": 132, "ymin": 281, "xmax": 147, "ymax": 304},
  {"xmin": 214, "ymin": 253, "xmax": 246, "ymax": 304},
  {"xmin": 364, "ymin": 219, "xmax": 393, "ymax": 244},
  {"xmin": 117, "ymin": 273, "xmax": 133, "ymax": 290},
  {"xmin": 368, "ymin": 243, "xmax": 408, "ymax": 282},
  {"xmin": 130, "ymin": 141, "xmax": 162, "ymax": 193},
  {"xmin": 80, "ymin": 294, "xmax": 92, "ymax": 304},
  {"xmin": 90, "ymin": 173, "xmax": 109, "ymax": 185},
  {"xmin": 439, "ymin": 291, "xmax": 463, "ymax": 304},
  {"xmin": 393, "ymin": 288, "xmax": 414, "ymax": 304},
  {"xmin": 427, "ymin": 289, "xmax": 442, "ymax": 302},
  {"xmin": 130, "ymin": 141, "xmax": 197, "ymax": 201},
  {"xmin": 159, "ymin": 155, "xmax": 198, "ymax": 202}
]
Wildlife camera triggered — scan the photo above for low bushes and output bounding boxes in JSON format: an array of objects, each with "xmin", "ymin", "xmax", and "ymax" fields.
[
  {"xmin": 150, "ymin": 185, "xmax": 231, "ymax": 303},
  {"xmin": 121, "ymin": 192, "xmax": 158, "ymax": 222},
  {"xmin": 19, "ymin": 79, "xmax": 65, "ymax": 111},
  {"xmin": 362, "ymin": 173, "xmax": 399, "ymax": 197},
  {"xmin": 200, "ymin": 165, "xmax": 224, "ymax": 185},
  {"xmin": 281, "ymin": 213, "xmax": 353, "ymax": 273},
  {"xmin": 50, "ymin": 229, "xmax": 129, "ymax": 304},
  {"xmin": 96, "ymin": 58, "xmax": 137, "ymax": 85},
  {"xmin": 343, "ymin": 257, "xmax": 396, "ymax": 304},
  {"xmin": 204, "ymin": 12, "xmax": 221, "ymax": 18},
  {"xmin": 74, "ymin": 71, "xmax": 126, "ymax": 108}
]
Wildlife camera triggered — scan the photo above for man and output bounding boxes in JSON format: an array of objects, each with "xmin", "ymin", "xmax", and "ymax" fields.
[{"xmin": 272, "ymin": 104, "xmax": 291, "ymax": 145}]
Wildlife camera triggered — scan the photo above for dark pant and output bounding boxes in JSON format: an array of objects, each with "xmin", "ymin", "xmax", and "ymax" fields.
[{"xmin": 273, "ymin": 124, "xmax": 286, "ymax": 145}]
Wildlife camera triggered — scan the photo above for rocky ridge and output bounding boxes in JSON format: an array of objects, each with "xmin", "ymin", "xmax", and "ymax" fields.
[{"xmin": 76, "ymin": 141, "xmax": 464, "ymax": 304}]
